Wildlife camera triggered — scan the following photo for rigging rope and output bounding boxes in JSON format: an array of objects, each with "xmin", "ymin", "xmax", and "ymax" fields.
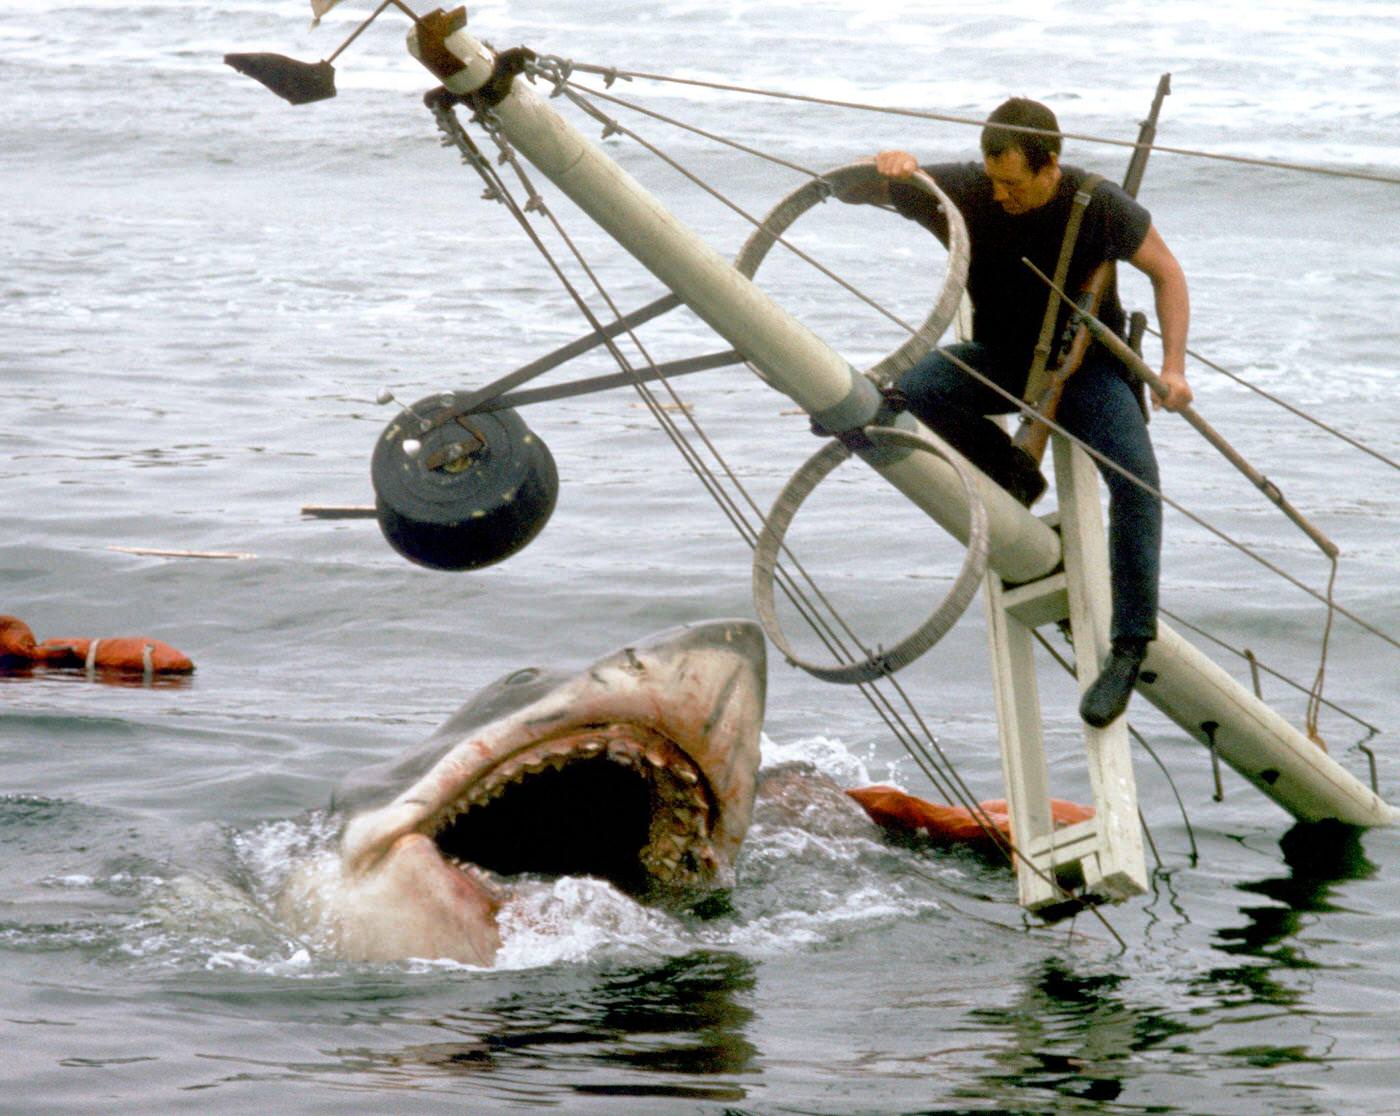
[
  {"xmin": 547, "ymin": 77, "xmax": 927, "ymax": 340},
  {"xmin": 1306, "ymin": 560, "xmax": 1340, "ymax": 745},
  {"xmin": 413, "ymin": 44, "xmax": 1400, "ymax": 927},
  {"xmin": 534, "ymin": 58, "xmax": 1400, "ymax": 189},
  {"xmin": 1145, "ymin": 325, "xmax": 1400, "ymax": 474},
  {"xmin": 558, "ymin": 67, "xmax": 1399, "ymax": 481},
  {"xmin": 1159, "ymin": 605, "xmax": 1377, "ymax": 735}
]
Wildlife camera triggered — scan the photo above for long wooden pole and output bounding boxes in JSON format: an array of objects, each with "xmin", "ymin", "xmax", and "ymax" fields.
[{"xmin": 1024, "ymin": 259, "xmax": 1340, "ymax": 560}]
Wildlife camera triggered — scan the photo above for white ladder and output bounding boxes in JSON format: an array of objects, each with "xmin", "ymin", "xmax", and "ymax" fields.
[{"xmin": 983, "ymin": 434, "xmax": 1148, "ymax": 913}]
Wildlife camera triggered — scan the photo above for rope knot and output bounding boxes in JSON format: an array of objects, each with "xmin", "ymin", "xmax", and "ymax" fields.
[
  {"xmin": 806, "ymin": 416, "xmax": 873, "ymax": 451},
  {"xmin": 877, "ymin": 386, "xmax": 909, "ymax": 416},
  {"xmin": 528, "ymin": 53, "xmax": 574, "ymax": 97}
]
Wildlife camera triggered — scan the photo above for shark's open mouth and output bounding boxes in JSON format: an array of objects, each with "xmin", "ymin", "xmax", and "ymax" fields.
[{"xmin": 420, "ymin": 723, "xmax": 719, "ymax": 894}]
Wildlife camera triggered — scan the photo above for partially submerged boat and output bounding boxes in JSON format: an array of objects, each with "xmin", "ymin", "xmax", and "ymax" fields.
[{"xmin": 225, "ymin": 3, "xmax": 1398, "ymax": 921}]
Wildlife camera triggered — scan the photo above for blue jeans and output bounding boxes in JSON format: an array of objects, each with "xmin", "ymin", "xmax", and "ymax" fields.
[{"xmin": 897, "ymin": 342, "xmax": 1160, "ymax": 642}]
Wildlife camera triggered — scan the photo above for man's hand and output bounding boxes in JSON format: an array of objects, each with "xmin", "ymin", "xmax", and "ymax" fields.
[
  {"xmin": 874, "ymin": 150, "xmax": 920, "ymax": 180},
  {"xmin": 1154, "ymin": 367, "xmax": 1193, "ymax": 412},
  {"xmin": 838, "ymin": 151, "xmax": 918, "ymax": 205},
  {"xmin": 1129, "ymin": 226, "xmax": 1191, "ymax": 412}
]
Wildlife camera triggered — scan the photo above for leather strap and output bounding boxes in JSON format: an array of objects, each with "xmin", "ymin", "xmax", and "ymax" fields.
[{"xmin": 1022, "ymin": 172, "xmax": 1104, "ymax": 403}]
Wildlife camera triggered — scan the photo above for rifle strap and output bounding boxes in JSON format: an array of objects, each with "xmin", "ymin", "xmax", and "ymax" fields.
[{"xmin": 1022, "ymin": 172, "xmax": 1104, "ymax": 405}]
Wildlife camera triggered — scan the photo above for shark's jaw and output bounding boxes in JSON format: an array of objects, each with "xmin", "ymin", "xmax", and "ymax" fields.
[
  {"xmin": 421, "ymin": 720, "xmax": 720, "ymax": 894},
  {"xmin": 293, "ymin": 621, "xmax": 766, "ymax": 964}
]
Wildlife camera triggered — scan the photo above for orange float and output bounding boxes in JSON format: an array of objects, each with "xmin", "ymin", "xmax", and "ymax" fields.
[
  {"xmin": 0, "ymin": 615, "xmax": 194, "ymax": 675},
  {"xmin": 847, "ymin": 784, "xmax": 1092, "ymax": 847}
]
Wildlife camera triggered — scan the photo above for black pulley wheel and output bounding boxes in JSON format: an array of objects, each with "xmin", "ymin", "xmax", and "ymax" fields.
[{"xmin": 371, "ymin": 392, "xmax": 559, "ymax": 571}]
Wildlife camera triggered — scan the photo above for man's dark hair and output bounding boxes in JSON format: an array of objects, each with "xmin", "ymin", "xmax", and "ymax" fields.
[{"xmin": 981, "ymin": 97, "xmax": 1061, "ymax": 171}]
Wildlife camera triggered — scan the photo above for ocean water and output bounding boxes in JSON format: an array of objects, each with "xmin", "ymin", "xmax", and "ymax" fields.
[{"xmin": 3, "ymin": 0, "xmax": 1399, "ymax": 1112}]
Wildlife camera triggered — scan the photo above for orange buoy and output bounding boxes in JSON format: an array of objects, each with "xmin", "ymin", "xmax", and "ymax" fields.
[
  {"xmin": 0, "ymin": 615, "xmax": 194, "ymax": 675},
  {"xmin": 846, "ymin": 784, "xmax": 1093, "ymax": 847},
  {"xmin": 0, "ymin": 615, "xmax": 41, "ymax": 664}
]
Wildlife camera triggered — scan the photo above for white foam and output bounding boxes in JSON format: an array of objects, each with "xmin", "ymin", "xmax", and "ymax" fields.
[
  {"xmin": 492, "ymin": 876, "xmax": 689, "ymax": 969},
  {"xmin": 760, "ymin": 730, "xmax": 881, "ymax": 785}
]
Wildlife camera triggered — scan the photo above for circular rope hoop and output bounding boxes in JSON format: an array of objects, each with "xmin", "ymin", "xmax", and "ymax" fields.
[
  {"xmin": 752, "ymin": 427, "xmax": 990, "ymax": 685},
  {"xmin": 733, "ymin": 161, "xmax": 970, "ymax": 386}
]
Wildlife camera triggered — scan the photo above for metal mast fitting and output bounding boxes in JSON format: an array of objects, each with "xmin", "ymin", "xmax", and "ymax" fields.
[{"xmin": 406, "ymin": 25, "xmax": 1396, "ymax": 912}]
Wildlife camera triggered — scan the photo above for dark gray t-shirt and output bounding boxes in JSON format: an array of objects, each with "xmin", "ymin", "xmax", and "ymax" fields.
[{"xmin": 890, "ymin": 162, "xmax": 1151, "ymax": 369}]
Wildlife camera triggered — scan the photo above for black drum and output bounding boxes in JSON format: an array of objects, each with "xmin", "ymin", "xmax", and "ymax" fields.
[{"xmin": 371, "ymin": 392, "xmax": 558, "ymax": 571}]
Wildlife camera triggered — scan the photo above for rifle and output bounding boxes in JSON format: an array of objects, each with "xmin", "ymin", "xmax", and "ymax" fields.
[{"xmin": 1012, "ymin": 73, "xmax": 1172, "ymax": 466}]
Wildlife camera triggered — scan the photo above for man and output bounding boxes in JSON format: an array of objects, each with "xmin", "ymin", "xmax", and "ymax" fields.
[{"xmin": 842, "ymin": 97, "xmax": 1192, "ymax": 727}]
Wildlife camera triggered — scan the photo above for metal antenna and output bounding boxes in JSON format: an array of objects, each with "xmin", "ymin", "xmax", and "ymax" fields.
[
  {"xmin": 224, "ymin": 0, "xmax": 448, "ymax": 105},
  {"xmin": 376, "ymin": 387, "xmax": 433, "ymax": 431}
]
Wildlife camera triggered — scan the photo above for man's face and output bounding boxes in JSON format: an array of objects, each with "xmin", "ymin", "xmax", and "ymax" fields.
[{"xmin": 984, "ymin": 148, "xmax": 1060, "ymax": 215}]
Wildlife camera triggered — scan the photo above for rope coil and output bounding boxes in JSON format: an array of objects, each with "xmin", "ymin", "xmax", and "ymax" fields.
[
  {"xmin": 752, "ymin": 427, "xmax": 990, "ymax": 684},
  {"xmin": 732, "ymin": 162, "xmax": 970, "ymax": 387}
]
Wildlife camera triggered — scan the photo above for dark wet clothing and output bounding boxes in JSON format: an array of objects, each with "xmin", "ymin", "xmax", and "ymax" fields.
[
  {"xmin": 890, "ymin": 163, "xmax": 1160, "ymax": 641},
  {"xmin": 889, "ymin": 161, "xmax": 1150, "ymax": 376}
]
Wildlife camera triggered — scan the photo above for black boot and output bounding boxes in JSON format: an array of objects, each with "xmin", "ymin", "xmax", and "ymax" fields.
[
  {"xmin": 910, "ymin": 405, "xmax": 1046, "ymax": 507},
  {"xmin": 999, "ymin": 446, "xmax": 1047, "ymax": 507},
  {"xmin": 1079, "ymin": 638, "xmax": 1148, "ymax": 728}
]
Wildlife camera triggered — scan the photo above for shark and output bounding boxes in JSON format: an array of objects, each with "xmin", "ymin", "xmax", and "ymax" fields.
[{"xmin": 275, "ymin": 619, "xmax": 766, "ymax": 966}]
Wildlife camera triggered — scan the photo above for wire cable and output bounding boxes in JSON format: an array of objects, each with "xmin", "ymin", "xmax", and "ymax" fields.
[
  {"xmin": 536, "ymin": 58, "xmax": 1400, "ymax": 189},
  {"xmin": 1146, "ymin": 325, "xmax": 1400, "ymax": 473},
  {"xmin": 439, "ymin": 98, "xmax": 1123, "ymax": 937}
]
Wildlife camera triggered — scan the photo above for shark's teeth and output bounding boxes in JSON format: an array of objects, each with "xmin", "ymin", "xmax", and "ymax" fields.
[
  {"xmin": 424, "ymin": 722, "xmax": 719, "ymax": 887},
  {"xmin": 606, "ymin": 740, "xmax": 639, "ymax": 766}
]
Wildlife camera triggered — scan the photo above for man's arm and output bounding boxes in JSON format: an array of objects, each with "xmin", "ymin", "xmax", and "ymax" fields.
[
  {"xmin": 1128, "ymin": 224, "xmax": 1192, "ymax": 411},
  {"xmin": 835, "ymin": 150, "xmax": 918, "ymax": 205}
]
